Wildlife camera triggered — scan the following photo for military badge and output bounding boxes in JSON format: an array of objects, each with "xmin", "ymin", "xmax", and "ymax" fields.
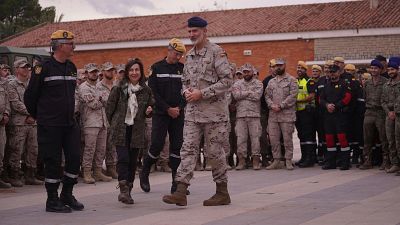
[{"xmin": 34, "ymin": 66, "xmax": 42, "ymax": 75}]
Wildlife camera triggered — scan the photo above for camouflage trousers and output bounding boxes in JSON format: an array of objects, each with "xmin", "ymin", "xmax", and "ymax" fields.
[
  {"xmin": 236, "ymin": 117, "xmax": 261, "ymax": 157},
  {"xmin": 176, "ymin": 121, "xmax": 228, "ymax": 185},
  {"xmin": 387, "ymin": 117, "xmax": 400, "ymax": 166},
  {"xmin": 363, "ymin": 115, "xmax": 388, "ymax": 163},
  {"xmin": 82, "ymin": 127, "xmax": 107, "ymax": 168},
  {"xmin": 268, "ymin": 120, "xmax": 295, "ymax": 160},
  {"xmin": 8, "ymin": 125, "xmax": 38, "ymax": 168},
  {"xmin": 0, "ymin": 125, "xmax": 6, "ymax": 173}
]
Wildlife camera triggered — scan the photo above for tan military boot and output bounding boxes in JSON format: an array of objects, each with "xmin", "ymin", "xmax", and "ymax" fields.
[
  {"xmin": 359, "ymin": 159, "xmax": 373, "ymax": 170},
  {"xmin": 93, "ymin": 167, "xmax": 112, "ymax": 182},
  {"xmin": 286, "ymin": 159, "xmax": 294, "ymax": 170},
  {"xmin": 235, "ymin": 156, "xmax": 246, "ymax": 170},
  {"xmin": 118, "ymin": 180, "xmax": 134, "ymax": 204},
  {"xmin": 266, "ymin": 159, "xmax": 281, "ymax": 170},
  {"xmin": 252, "ymin": 156, "xmax": 261, "ymax": 170},
  {"xmin": 106, "ymin": 165, "xmax": 118, "ymax": 179},
  {"xmin": 203, "ymin": 182, "xmax": 231, "ymax": 206},
  {"xmin": 386, "ymin": 165, "xmax": 400, "ymax": 173},
  {"xmin": 82, "ymin": 167, "xmax": 95, "ymax": 184},
  {"xmin": 162, "ymin": 182, "xmax": 188, "ymax": 206},
  {"xmin": 379, "ymin": 158, "xmax": 391, "ymax": 171},
  {"xmin": 25, "ymin": 167, "xmax": 44, "ymax": 185}
]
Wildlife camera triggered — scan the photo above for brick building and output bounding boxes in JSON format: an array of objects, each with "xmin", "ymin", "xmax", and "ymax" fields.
[{"xmin": 1, "ymin": 0, "xmax": 399, "ymax": 78}]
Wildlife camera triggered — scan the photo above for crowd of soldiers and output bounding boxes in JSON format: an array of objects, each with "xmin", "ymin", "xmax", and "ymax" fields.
[
  {"xmin": 0, "ymin": 18, "xmax": 400, "ymax": 212},
  {"xmin": 1, "ymin": 54, "xmax": 400, "ymax": 189}
]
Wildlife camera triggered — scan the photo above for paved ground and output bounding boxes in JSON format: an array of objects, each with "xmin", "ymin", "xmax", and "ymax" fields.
[{"xmin": 1, "ymin": 138, "xmax": 400, "ymax": 225}]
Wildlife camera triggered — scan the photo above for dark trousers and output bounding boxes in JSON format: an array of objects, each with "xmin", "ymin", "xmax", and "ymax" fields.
[
  {"xmin": 116, "ymin": 126, "xmax": 139, "ymax": 182},
  {"xmin": 37, "ymin": 124, "xmax": 80, "ymax": 191},
  {"xmin": 296, "ymin": 109, "xmax": 317, "ymax": 156},
  {"xmin": 324, "ymin": 112, "xmax": 350, "ymax": 166},
  {"xmin": 148, "ymin": 114, "xmax": 183, "ymax": 163}
]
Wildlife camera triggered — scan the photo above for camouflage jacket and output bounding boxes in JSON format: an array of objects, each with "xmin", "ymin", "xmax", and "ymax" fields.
[
  {"xmin": 182, "ymin": 41, "xmax": 233, "ymax": 123},
  {"xmin": 265, "ymin": 73, "xmax": 298, "ymax": 122},
  {"xmin": 232, "ymin": 78, "xmax": 263, "ymax": 118},
  {"xmin": 8, "ymin": 78, "xmax": 34, "ymax": 126},
  {"xmin": 364, "ymin": 76, "xmax": 387, "ymax": 117},
  {"xmin": 382, "ymin": 79, "xmax": 400, "ymax": 115},
  {"xmin": 78, "ymin": 81, "xmax": 108, "ymax": 128},
  {"xmin": 0, "ymin": 78, "xmax": 10, "ymax": 122}
]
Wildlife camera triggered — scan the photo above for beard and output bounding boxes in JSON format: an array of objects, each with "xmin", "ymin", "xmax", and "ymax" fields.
[
  {"xmin": 276, "ymin": 68, "xmax": 285, "ymax": 75},
  {"xmin": 244, "ymin": 75, "xmax": 252, "ymax": 81}
]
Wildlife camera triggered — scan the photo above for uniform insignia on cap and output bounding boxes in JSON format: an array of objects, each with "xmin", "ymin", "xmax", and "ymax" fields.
[
  {"xmin": 34, "ymin": 66, "xmax": 42, "ymax": 75},
  {"xmin": 63, "ymin": 32, "xmax": 68, "ymax": 38}
]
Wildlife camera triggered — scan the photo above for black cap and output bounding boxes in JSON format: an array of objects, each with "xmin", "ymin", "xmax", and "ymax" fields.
[
  {"xmin": 329, "ymin": 64, "xmax": 340, "ymax": 73},
  {"xmin": 188, "ymin": 16, "xmax": 208, "ymax": 28}
]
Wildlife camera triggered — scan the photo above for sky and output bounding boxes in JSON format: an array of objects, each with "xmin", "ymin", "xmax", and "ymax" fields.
[{"xmin": 38, "ymin": 0, "xmax": 355, "ymax": 22}]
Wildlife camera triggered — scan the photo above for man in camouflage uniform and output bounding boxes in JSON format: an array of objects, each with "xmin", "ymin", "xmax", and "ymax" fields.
[
  {"xmin": 162, "ymin": 16, "xmax": 232, "ymax": 207},
  {"xmin": 0, "ymin": 73, "xmax": 11, "ymax": 188},
  {"xmin": 98, "ymin": 62, "xmax": 118, "ymax": 179},
  {"xmin": 232, "ymin": 63, "xmax": 263, "ymax": 170},
  {"xmin": 78, "ymin": 63, "xmax": 111, "ymax": 183},
  {"xmin": 382, "ymin": 59, "xmax": 400, "ymax": 173},
  {"xmin": 8, "ymin": 59, "xmax": 42, "ymax": 186},
  {"xmin": 359, "ymin": 60, "xmax": 389, "ymax": 170},
  {"xmin": 0, "ymin": 64, "xmax": 11, "ymax": 78},
  {"xmin": 265, "ymin": 59, "xmax": 298, "ymax": 170}
]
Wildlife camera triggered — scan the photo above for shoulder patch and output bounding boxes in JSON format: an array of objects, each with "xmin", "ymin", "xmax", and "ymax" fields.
[{"xmin": 34, "ymin": 65, "xmax": 42, "ymax": 75}]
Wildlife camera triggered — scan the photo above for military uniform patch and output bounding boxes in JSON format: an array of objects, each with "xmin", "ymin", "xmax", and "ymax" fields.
[{"xmin": 34, "ymin": 66, "xmax": 42, "ymax": 75}]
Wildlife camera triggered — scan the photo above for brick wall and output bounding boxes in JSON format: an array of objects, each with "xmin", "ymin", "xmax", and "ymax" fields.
[
  {"xmin": 71, "ymin": 39, "xmax": 314, "ymax": 80},
  {"xmin": 314, "ymin": 34, "xmax": 400, "ymax": 61}
]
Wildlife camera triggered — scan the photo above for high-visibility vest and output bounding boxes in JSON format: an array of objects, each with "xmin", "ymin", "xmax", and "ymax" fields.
[{"xmin": 297, "ymin": 78, "xmax": 309, "ymax": 111}]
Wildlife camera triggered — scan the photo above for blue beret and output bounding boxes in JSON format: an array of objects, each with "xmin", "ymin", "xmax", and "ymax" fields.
[
  {"xmin": 188, "ymin": 16, "xmax": 207, "ymax": 28},
  {"xmin": 388, "ymin": 56, "xmax": 400, "ymax": 65},
  {"xmin": 388, "ymin": 61, "xmax": 399, "ymax": 69},
  {"xmin": 370, "ymin": 59, "xmax": 383, "ymax": 69}
]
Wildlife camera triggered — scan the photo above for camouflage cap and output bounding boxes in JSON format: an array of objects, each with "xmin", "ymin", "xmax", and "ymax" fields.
[
  {"xmin": 84, "ymin": 63, "xmax": 98, "ymax": 72},
  {"xmin": 241, "ymin": 63, "xmax": 254, "ymax": 73},
  {"xmin": 13, "ymin": 59, "xmax": 31, "ymax": 68},
  {"xmin": 275, "ymin": 58, "xmax": 286, "ymax": 65},
  {"xmin": 0, "ymin": 64, "xmax": 11, "ymax": 69},
  {"xmin": 235, "ymin": 67, "xmax": 243, "ymax": 75},
  {"xmin": 77, "ymin": 69, "xmax": 86, "ymax": 79},
  {"xmin": 102, "ymin": 62, "xmax": 114, "ymax": 71},
  {"xmin": 116, "ymin": 64, "xmax": 125, "ymax": 73}
]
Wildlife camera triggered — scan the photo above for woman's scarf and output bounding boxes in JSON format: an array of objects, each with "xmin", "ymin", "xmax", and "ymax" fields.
[{"xmin": 124, "ymin": 83, "xmax": 142, "ymax": 125}]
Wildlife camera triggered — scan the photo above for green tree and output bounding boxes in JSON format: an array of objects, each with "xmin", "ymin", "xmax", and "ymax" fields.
[{"xmin": 0, "ymin": 0, "xmax": 56, "ymax": 40}]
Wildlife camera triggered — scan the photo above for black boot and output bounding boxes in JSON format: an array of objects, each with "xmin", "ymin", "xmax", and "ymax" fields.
[
  {"xmin": 60, "ymin": 184, "xmax": 84, "ymax": 211},
  {"xmin": 322, "ymin": 150, "xmax": 336, "ymax": 170},
  {"xmin": 295, "ymin": 146, "xmax": 305, "ymax": 166},
  {"xmin": 139, "ymin": 156, "xmax": 156, "ymax": 192},
  {"xmin": 351, "ymin": 146, "xmax": 361, "ymax": 165},
  {"xmin": 45, "ymin": 183, "xmax": 71, "ymax": 213},
  {"xmin": 299, "ymin": 148, "xmax": 315, "ymax": 168},
  {"xmin": 339, "ymin": 150, "xmax": 351, "ymax": 170}
]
